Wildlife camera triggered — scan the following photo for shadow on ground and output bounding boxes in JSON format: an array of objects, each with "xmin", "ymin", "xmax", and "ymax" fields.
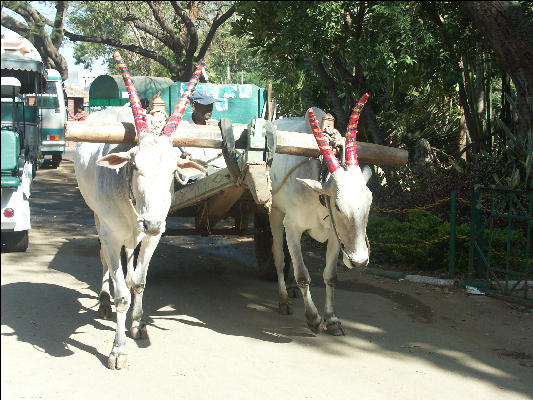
[{"xmin": 2, "ymin": 154, "xmax": 531, "ymax": 397}]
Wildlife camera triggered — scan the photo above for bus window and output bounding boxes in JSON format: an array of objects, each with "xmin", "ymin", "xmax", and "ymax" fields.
[
  {"xmin": 34, "ymin": 95, "xmax": 59, "ymax": 109},
  {"xmin": 25, "ymin": 94, "xmax": 59, "ymax": 109}
]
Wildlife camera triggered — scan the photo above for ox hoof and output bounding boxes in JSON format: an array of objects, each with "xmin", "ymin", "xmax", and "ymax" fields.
[
  {"xmin": 130, "ymin": 324, "xmax": 148, "ymax": 340},
  {"xmin": 323, "ymin": 320, "xmax": 345, "ymax": 336},
  {"xmin": 98, "ymin": 292, "xmax": 113, "ymax": 319},
  {"xmin": 278, "ymin": 301, "xmax": 293, "ymax": 315},
  {"xmin": 286, "ymin": 285, "xmax": 299, "ymax": 299},
  {"xmin": 108, "ymin": 352, "xmax": 127, "ymax": 370},
  {"xmin": 306, "ymin": 316, "xmax": 322, "ymax": 334}
]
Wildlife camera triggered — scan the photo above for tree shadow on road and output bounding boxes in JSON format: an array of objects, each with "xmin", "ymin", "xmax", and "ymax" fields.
[
  {"xmin": 17, "ymin": 235, "xmax": 528, "ymax": 397},
  {"xmin": 5, "ymin": 158, "xmax": 530, "ymax": 396},
  {"xmin": 1, "ymin": 282, "xmax": 111, "ymax": 367}
]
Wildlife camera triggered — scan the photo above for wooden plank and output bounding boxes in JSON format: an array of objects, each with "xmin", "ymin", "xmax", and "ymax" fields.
[
  {"xmin": 169, "ymin": 168, "xmax": 237, "ymax": 213},
  {"xmin": 65, "ymin": 121, "xmax": 138, "ymax": 144},
  {"xmin": 65, "ymin": 121, "xmax": 247, "ymax": 146},
  {"xmin": 274, "ymin": 133, "xmax": 409, "ymax": 167},
  {"xmin": 65, "ymin": 121, "xmax": 408, "ymax": 166},
  {"xmin": 202, "ymin": 185, "xmax": 246, "ymax": 229},
  {"xmin": 240, "ymin": 162, "xmax": 272, "ymax": 207}
]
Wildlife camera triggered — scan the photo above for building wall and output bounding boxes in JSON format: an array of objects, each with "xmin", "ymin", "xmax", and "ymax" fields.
[{"xmin": 64, "ymin": 69, "xmax": 101, "ymax": 90}]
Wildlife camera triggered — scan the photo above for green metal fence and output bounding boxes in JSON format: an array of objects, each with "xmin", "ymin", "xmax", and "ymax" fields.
[{"xmin": 467, "ymin": 185, "xmax": 532, "ymax": 302}]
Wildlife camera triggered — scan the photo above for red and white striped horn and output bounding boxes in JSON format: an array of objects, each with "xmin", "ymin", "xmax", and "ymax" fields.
[
  {"xmin": 345, "ymin": 93, "xmax": 370, "ymax": 167},
  {"xmin": 113, "ymin": 51, "xmax": 150, "ymax": 138},
  {"xmin": 308, "ymin": 108, "xmax": 342, "ymax": 174},
  {"xmin": 160, "ymin": 60, "xmax": 206, "ymax": 137}
]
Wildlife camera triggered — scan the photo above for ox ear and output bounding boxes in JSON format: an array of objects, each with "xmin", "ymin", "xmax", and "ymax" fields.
[
  {"xmin": 96, "ymin": 152, "xmax": 132, "ymax": 169},
  {"xmin": 175, "ymin": 159, "xmax": 207, "ymax": 184},
  {"xmin": 296, "ymin": 178, "xmax": 329, "ymax": 195}
]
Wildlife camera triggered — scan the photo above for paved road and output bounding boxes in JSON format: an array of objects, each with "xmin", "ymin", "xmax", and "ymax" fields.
[{"xmin": 1, "ymin": 153, "xmax": 532, "ymax": 400}]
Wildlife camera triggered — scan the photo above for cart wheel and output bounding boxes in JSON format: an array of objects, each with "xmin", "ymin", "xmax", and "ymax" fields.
[
  {"xmin": 253, "ymin": 211, "xmax": 291, "ymax": 281},
  {"xmin": 1, "ymin": 230, "xmax": 29, "ymax": 252},
  {"xmin": 254, "ymin": 211, "xmax": 276, "ymax": 280}
]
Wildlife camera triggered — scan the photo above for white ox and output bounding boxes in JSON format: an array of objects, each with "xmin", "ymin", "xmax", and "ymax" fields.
[
  {"xmin": 74, "ymin": 106, "xmax": 204, "ymax": 369},
  {"xmin": 269, "ymin": 103, "xmax": 372, "ymax": 335}
]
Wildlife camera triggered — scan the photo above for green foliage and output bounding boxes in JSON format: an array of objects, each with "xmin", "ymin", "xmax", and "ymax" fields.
[
  {"xmin": 231, "ymin": 2, "xmax": 341, "ymax": 116},
  {"xmin": 203, "ymin": 18, "xmax": 269, "ymax": 87},
  {"xmin": 68, "ymin": 1, "xmax": 155, "ymax": 73},
  {"xmin": 66, "ymin": 1, "xmax": 234, "ymax": 80},
  {"xmin": 492, "ymin": 102, "xmax": 533, "ymax": 189},
  {"xmin": 368, "ymin": 210, "xmax": 529, "ymax": 274},
  {"xmin": 377, "ymin": 87, "xmax": 462, "ymax": 156}
]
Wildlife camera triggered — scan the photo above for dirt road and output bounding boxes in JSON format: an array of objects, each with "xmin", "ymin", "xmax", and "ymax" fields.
[{"xmin": 1, "ymin": 153, "xmax": 532, "ymax": 400}]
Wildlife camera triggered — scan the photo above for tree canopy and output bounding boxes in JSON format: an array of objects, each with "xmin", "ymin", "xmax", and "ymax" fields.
[
  {"xmin": 2, "ymin": 1, "xmax": 531, "ymax": 189},
  {"xmin": 232, "ymin": 1, "xmax": 533, "ymax": 189},
  {"xmin": 2, "ymin": 1, "xmax": 70, "ymax": 80},
  {"xmin": 2, "ymin": 1, "xmax": 235, "ymax": 81}
]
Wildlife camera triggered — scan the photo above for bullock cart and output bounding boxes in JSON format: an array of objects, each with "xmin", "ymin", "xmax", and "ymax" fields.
[{"xmin": 65, "ymin": 116, "xmax": 407, "ymax": 277}]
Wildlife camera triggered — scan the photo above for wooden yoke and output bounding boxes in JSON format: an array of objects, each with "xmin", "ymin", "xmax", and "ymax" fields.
[{"xmin": 65, "ymin": 120, "xmax": 408, "ymax": 167}]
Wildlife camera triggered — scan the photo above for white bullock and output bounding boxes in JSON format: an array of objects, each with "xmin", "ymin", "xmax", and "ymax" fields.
[
  {"xmin": 269, "ymin": 99, "xmax": 372, "ymax": 335},
  {"xmin": 74, "ymin": 106, "xmax": 204, "ymax": 369}
]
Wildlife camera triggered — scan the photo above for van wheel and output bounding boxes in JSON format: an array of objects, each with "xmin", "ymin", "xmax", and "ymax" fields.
[
  {"xmin": 52, "ymin": 155, "xmax": 62, "ymax": 168},
  {"xmin": 2, "ymin": 230, "xmax": 29, "ymax": 252}
]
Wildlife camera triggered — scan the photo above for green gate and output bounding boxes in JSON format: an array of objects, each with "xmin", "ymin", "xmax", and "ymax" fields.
[{"xmin": 468, "ymin": 186, "xmax": 532, "ymax": 303}]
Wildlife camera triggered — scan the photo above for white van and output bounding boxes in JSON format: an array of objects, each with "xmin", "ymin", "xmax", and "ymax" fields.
[{"xmin": 39, "ymin": 69, "xmax": 66, "ymax": 168}]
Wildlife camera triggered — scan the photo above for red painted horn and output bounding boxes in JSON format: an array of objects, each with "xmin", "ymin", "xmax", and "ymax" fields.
[
  {"xmin": 113, "ymin": 51, "xmax": 150, "ymax": 138},
  {"xmin": 308, "ymin": 108, "xmax": 341, "ymax": 173},
  {"xmin": 345, "ymin": 93, "xmax": 370, "ymax": 167},
  {"xmin": 160, "ymin": 60, "xmax": 206, "ymax": 137}
]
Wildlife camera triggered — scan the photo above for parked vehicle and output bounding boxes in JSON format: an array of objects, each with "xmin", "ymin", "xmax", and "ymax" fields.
[
  {"xmin": 1, "ymin": 54, "xmax": 47, "ymax": 252},
  {"xmin": 38, "ymin": 69, "xmax": 67, "ymax": 168}
]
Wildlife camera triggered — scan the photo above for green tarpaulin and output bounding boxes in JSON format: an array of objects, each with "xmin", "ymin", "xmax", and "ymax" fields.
[
  {"xmin": 159, "ymin": 82, "xmax": 266, "ymax": 124},
  {"xmin": 89, "ymin": 75, "xmax": 266, "ymax": 124},
  {"xmin": 89, "ymin": 75, "xmax": 173, "ymax": 107}
]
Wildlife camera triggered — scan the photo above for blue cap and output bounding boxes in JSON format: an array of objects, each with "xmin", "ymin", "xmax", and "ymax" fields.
[{"xmin": 190, "ymin": 90, "xmax": 220, "ymax": 105}]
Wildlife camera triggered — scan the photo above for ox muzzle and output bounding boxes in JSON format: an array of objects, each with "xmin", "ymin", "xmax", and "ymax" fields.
[
  {"xmin": 137, "ymin": 219, "xmax": 165, "ymax": 236},
  {"xmin": 343, "ymin": 251, "xmax": 369, "ymax": 269}
]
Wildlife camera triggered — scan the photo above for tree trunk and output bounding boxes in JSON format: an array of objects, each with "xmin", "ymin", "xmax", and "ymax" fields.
[
  {"xmin": 459, "ymin": 113, "xmax": 468, "ymax": 160},
  {"xmin": 353, "ymin": 63, "xmax": 385, "ymax": 145},
  {"xmin": 499, "ymin": 71, "xmax": 513, "ymax": 143},
  {"xmin": 460, "ymin": 1, "xmax": 533, "ymax": 138},
  {"xmin": 458, "ymin": 57, "xmax": 481, "ymax": 154},
  {"xmin": 1, "ymin": 4, "xmax": 70, "ymax": 80},
  {"xmin": 475, "ymin": 48, "xmax": 485, "ymax": 121},
  {"xmin": 313, "ymin": 59, "xmax": 347, "ymax": 129}
]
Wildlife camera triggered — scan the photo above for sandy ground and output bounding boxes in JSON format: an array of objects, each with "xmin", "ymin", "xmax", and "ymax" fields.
[{"xmin": 1, "ymin": 152, "xmax": 532, "ymax": 400}]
